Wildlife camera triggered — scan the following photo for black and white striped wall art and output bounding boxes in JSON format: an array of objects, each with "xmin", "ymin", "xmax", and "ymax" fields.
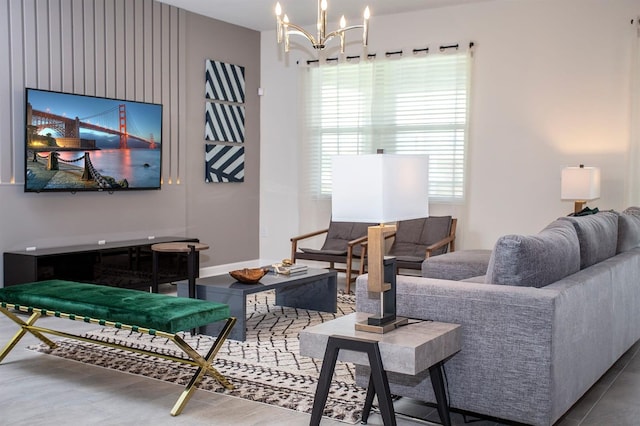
[
  {"xmin": 204, "ymin": 102, "xmax": 245, "ymax": 143},
  {"xmin": 205, "ymin": 59, "xmax": 245, "ymax": 103},
  {"xmin": 205, "ymin": 144, "xmax": 245, "ymax": 183}
]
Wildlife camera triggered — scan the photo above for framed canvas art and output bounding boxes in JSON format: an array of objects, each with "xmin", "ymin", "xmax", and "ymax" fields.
[
  {"xmin": 205, "ymin": 144, "xmax": 244, "ymax": 183},
  {"xmin": 205, "ymin": 59, "xmax": 245, "ymax": 103},
  {"xmin": 204, "ymin": 102, "xmax": 245, "ymax": 143}
]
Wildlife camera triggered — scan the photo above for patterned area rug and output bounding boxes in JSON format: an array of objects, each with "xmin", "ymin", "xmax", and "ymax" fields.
[{"xmin": 29, "ymin": 291, "xmax": 366, "ymax": 423}]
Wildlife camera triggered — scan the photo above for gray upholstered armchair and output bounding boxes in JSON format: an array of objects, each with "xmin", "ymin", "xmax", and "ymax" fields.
[
  {"xmin": 359, "ymin": 216, "xmax": 457, "ymax": 275},
  {"xmin": 290, "ymin": 221, "xmax": 374, "ymax": 292}
]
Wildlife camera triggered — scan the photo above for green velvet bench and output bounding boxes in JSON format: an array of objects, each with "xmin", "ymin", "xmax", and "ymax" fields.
[{"xmin": 0, "ymin": 279, "xmax": 236, "ymax": 416}]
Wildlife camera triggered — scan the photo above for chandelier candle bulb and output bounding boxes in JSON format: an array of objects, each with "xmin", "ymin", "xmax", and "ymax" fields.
[
  {"xmin": 320, "ymin": 0, "xmax": 327, "ymax": 42},
  {"xmin": 275, "ymin": 2, "xmax": 282, "ymax": 43},
  {"xmin": 363, "ymin": 7, "xmax": 370, "ymax": 46},
  {"xmin": 284, "ymin": 15, "xmax": 290, "ymax": 52}
]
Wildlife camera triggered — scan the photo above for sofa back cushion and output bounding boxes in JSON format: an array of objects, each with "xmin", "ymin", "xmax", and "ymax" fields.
[
  {"xmin": 485, "ymin": 220, "xmax": 580, "ymax": 287},
  {"xmin": 617, "ymin": 207, "xmax": 640, "ymax": 253},
  {"xmin": 559, "ymin": 211, "xmax": 618, "ymax": 269}
]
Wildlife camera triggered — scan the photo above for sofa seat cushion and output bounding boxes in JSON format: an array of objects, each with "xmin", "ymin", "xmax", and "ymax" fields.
[
  {"xmin": 485, "ymin": 220, "xmax": 580, "ymax": 287},
  {"xmin": 422, "ymin": 249, "xmax": 492, "ymax": 281},
  {"xmin": 560, "ymin": 211, "xmax": 618, "ymax": 269},
  {"xmin": 0, "ymin": 280, "xmax": 230, "ymax": 334},
  {"xmin": 617, "ymin": 207, "xmax": 640, "ymax": 254},
  {"xmin": 299, "ymin": 247, "xmax": 347, "ymax": 256}
]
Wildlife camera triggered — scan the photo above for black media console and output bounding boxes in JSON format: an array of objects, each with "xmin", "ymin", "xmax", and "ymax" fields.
[{"xmin": 3, "ymin": 236, "xmax": 199, "ymax": 290}]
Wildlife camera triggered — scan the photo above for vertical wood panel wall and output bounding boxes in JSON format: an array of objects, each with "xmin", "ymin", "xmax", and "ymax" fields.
[{"xmin": 0, "ymin": 0, "xmax": 183, "ymax": 185}]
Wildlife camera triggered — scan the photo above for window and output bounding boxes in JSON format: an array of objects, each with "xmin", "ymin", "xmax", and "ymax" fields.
[{"xmin": 301, "ymin": 49, "xmax": 472, "ymax": 201}]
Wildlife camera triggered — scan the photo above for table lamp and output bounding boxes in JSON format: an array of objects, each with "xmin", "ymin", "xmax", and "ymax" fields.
[
  {"xmin": 332, "ymin": 153, "xmax": 429, "ymax": 333},
  {"xmin": 561, "ymin": 164, "xmax": 601, "ymax": 214}
]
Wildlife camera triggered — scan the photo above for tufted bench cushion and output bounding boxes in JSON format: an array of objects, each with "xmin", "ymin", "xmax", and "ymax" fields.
[{"xmin": 0, "ymin": 280, "xmax": 229, "ymax": 334}]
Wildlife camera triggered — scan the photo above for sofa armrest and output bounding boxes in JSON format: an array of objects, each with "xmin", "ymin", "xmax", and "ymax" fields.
[{"xmin": 421, "ymin": 249, "xmax": 492, "ymax": 280}]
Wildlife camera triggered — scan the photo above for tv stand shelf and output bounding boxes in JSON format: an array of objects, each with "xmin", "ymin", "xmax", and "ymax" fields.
[{"xmin": 3, "ymin": 236, "xmax": 199, "ymax": 290}]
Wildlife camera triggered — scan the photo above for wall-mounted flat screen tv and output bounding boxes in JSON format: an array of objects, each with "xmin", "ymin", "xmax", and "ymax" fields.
[{"xmin": 24, "ymin": 88, "xmax": 162, "ymax": 192}]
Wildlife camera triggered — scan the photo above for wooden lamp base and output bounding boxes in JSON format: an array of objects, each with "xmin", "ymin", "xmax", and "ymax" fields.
[
  {"xmin": 355, "ymin": 224, "xmax": 405, "ymax": 334},
  {"xmin": 574, "ymin": 200, "xmax": 587, "ymax": 214}
]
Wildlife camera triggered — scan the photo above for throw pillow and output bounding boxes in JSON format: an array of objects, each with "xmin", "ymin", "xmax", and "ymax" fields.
[
  {"xmin": 485, "ymin": 220, "xmax": 580, "ymax": 288},
  {"xmin": 559, "ymin": 211, "xmax": 618, "ymax": 269},
  {"xmin": 623, "ymin": 206, "xmax": 640, "ymax": 216},
  {"xmin": 616, "ymin": 208, "xmax": 640, "ymax": 253}
]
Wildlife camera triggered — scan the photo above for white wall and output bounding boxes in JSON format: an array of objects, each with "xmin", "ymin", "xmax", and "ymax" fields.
[{"xmin": 260, "ymin": 0, "xmax": 638, "ymax": 260}]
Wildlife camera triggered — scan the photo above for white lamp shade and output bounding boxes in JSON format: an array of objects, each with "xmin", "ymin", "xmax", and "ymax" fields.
[
  {"xmin": 331, "ymin": 154, "xmax": 429, "ymax": 223},
  {"xmin": 561, "ymin": 166, "xmax": 601, "ymax": 201}
]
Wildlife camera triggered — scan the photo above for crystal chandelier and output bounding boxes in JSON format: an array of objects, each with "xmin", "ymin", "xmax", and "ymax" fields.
[{"xmin": 275, "ymin": 0, "xmax": 370, "ymax": 53}]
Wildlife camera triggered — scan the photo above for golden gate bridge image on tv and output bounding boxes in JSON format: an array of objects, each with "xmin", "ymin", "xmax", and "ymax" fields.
[{"xmin": 25, "ymin": 100, "xmax": 161, "ymax": 191}]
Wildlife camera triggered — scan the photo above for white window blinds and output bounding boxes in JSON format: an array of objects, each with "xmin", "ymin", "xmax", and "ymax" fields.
[{"xmin": 301, "ymin": 48, "xmax": 472, "ymax": 201}]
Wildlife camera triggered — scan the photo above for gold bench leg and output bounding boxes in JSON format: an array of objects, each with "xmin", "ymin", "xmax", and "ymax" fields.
[
  {"xmin": 0, "ymin": 307, "xmax": 57, "ymax": 363},
  {"xmin": 170, "ymin": 317, "xmax": 237, "ymax": 416}
]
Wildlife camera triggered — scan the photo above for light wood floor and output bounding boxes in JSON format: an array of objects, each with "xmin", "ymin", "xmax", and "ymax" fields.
[{"xmin": 1, "ymin": 278, "xmax": 640, "ymax": 425}]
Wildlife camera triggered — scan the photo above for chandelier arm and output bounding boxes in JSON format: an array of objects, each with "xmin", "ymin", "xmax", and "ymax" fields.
[
  {"xmin": 322, "ymin": 25, "xmax": 364, "ymax": 44},
  {"xmin": 282, "ymin": 22, "xmax": 318, "ymax": 46}
]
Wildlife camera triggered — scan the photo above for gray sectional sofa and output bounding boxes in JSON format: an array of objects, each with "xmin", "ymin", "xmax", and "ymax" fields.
[{"xmin": 355, "ymin": 209, "xmax": 640, "ymax": 425}]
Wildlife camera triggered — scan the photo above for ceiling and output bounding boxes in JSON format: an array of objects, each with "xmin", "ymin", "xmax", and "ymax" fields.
[{"xmin": 155, "ymin": 0, "xmax": 495, "ymax": 32}]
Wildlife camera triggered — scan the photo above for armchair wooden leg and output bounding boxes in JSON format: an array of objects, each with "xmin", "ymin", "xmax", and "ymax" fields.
[
  {"xmin": 290, "ymin": 242, "xmax": 298, "ymax": 263},
  {"xmin": 359, "ymin": 246, "xmax": 368, "ymax": 275},
  {"xmin": 346, "ymin": 244, "xmax": 359, "ymax": 294}
]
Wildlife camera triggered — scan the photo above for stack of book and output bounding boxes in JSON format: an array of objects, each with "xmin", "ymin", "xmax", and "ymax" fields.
[{"xmin": 273, "ymin": 263, "xmax": 308, "ymax": 276}]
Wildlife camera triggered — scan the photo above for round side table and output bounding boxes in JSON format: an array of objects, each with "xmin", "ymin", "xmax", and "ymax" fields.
[{"xmin": 151, "ymin": 242, "xmax": 209, "ymax": 298}]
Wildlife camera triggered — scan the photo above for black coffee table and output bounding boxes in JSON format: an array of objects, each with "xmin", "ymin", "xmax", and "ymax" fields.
[{"xmin": 176, "ymin": 268, "xmax": 337, "ymax": 341}]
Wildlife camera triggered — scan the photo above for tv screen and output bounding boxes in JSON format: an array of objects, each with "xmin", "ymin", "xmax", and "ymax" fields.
[{"xmin": 24, "ymin": 88, "xmax": 162, "ymax": 192}]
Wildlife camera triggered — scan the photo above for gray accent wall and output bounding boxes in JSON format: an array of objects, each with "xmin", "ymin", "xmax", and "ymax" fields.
[{"xmin": 0, "ymin": 0, "xmax": 260, "ymax": 282}]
